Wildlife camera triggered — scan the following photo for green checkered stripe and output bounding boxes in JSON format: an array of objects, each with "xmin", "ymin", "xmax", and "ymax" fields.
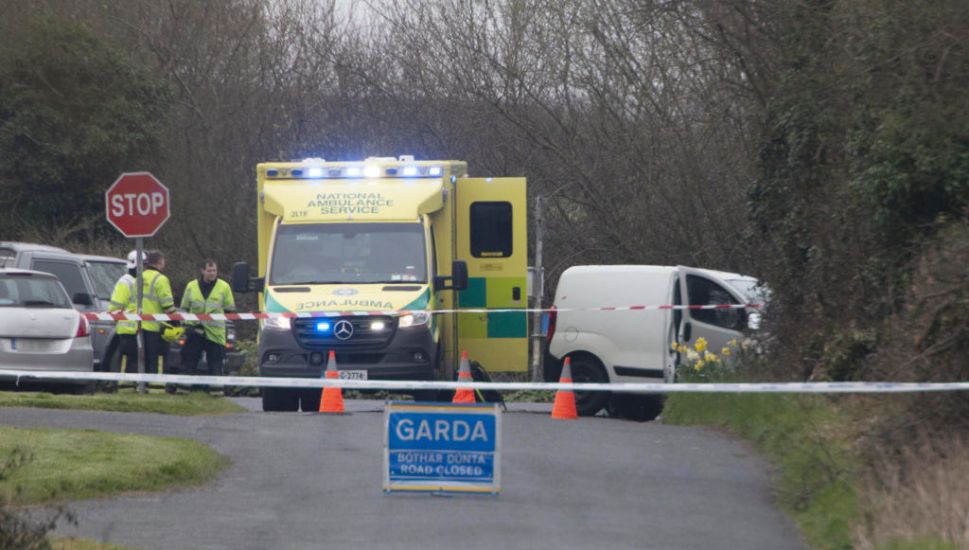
[{"xmin": 457, "ymin": 277, "xmax": 527, "ymax": 338}]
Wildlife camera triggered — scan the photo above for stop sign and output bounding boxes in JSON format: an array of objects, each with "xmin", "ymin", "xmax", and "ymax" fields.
[{"xmin": 105, "ymin": 172, "xmax": 170, "ymax": 238}]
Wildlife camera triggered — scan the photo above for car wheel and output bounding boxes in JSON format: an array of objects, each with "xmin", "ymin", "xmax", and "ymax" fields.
[
  {"xmin": 300, "ymin": 388, "xmax": 321, "ymax": 412},
  {"xmin": 262, "ymin": 388, "xmax": 300, "ymax": 412},
  {"xmin": 569, "ymin": 355, "xmax": 610, "ymax": 416},
  {"xmin": 609, "ymin": 393, "xmax": 665, "ymax": 422}
]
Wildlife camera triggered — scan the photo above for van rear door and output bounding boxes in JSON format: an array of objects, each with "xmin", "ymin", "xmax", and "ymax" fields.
[
  {"xmin": 676, "ymin": 266, "xmax": 748, "ymax": 360},
  {"xmin": 455, "ymin": 177, "xmax": 528, "ymax": 373}
]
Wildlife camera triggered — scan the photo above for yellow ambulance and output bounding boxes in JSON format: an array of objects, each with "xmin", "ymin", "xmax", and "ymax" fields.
[{"xmin": 232, "ymin": 157, "xmax": 528, "ymax": 411}]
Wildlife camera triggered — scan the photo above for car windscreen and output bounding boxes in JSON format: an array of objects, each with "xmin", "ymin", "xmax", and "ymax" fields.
[
  {"xmin": 270, "ymin": 222, "xmax": 426, "ymax": 285},
  {"xmin": 85, "ymin": 261, "xmax": 126, "ymax": 299},
  {"xmin": 0, "ymin": 274, "xmax": 72, "ymax": 308}
]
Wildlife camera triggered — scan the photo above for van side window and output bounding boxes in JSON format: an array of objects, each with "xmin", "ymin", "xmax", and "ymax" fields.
[
  {"xmin": 470, "ymin": 202, "xmax": 512, "ymax": 258},
  {"xmin": 686, "ymin": 275, "xmax": 743, "ymax": 330},
  {"xmin": 31, "ymin": 260, "xmax": 87, "ymax": 301}
]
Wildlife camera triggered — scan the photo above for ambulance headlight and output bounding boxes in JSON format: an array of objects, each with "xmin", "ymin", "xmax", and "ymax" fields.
[
  {"xmin": 262, "ymin": 317, "xmax": 291, "ymax": 330},
  {"xmin": 398, "ymin": 311, "xmax": 430, "ymax": 328}
]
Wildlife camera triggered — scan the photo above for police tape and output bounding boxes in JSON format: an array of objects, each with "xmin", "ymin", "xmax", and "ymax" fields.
[
  {"xmin": 82, "ymin": 303, "xmax": 762, "ymax": 322},
  {"xmin": 2, "ymin": 370, "xmax": 968, "ymax": 394}
]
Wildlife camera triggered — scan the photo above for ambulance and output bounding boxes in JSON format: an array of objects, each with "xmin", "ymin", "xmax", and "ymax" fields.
[{"xmin": 232, "ymin": 157, "xmax": 528, "ymax": 411}]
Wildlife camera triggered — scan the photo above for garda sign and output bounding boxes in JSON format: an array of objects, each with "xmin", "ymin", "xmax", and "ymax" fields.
[
  {"xmin": 105, "ymin": 172, "xmax": 171, "ymax": 238},
  {"xmin": 384, "ymin": 402, "xmax": 501, "ymax": 494}
]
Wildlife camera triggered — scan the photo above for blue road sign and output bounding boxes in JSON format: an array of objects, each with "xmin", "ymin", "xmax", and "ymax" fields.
[{"xmin": 383, "ymin": 402, "xmax": 501, "ymax": 494}]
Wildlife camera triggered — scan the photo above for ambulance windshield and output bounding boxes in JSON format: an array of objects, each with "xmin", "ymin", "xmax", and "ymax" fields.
[{"xmin": 270, "ymin": 222, "xmax": 427, "ymax": 285}]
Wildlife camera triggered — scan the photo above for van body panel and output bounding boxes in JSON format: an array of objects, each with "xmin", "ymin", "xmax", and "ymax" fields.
[{"xmin": 550, "ymin": 266, "xmax": 677, "ymax": 382}]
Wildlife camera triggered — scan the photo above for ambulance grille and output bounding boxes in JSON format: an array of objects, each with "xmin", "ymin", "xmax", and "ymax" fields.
[{"xmin": 292, "ymin": 316, "xmax": 397, "ymax": 349}]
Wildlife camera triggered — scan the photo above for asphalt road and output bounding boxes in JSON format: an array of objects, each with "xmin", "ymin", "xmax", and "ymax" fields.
[{"xmin": 1, "ymin": 399, "xmax": 805, "ymax": 550}]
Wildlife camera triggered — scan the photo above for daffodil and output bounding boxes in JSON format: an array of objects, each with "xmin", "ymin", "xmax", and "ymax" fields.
[
  {"xmin": 721, "ymin": 347, "xmax": 732, "ymax": 357},
  {"xmin": 686, "ymin": 349, "xmax": 699, "ymax": 362},
  {"xmin": 694, "ymin": 337, "xmax": 708, "ymax": 353},
  {"xmin": 728, "ymin": 338, "xmax": 739, "ymax": 348},
  {"xmin": 694, "ymin": 359, "xmax": 704, "ymax": 371},
  {"xmin": 704, "ymin": 351, "xmax": 716, "ymax": 363}
]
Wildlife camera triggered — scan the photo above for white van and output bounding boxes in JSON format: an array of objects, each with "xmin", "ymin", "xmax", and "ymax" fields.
[{"xmin": 546, "ymin": 265, "xmax": 763, "ymax": 419}]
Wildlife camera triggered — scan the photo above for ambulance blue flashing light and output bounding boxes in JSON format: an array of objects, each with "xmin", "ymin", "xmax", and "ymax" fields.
[
  {"xmin": 316, "ymin": 322, "xmax": 332, "ymax": 332},
  {"xmin": 402, "ymin": 166, "xmax": 419, "ymax": 177},
  {"xmin": 307, "ymin": 167, "xmax": 324, "ymax": 178},
  {"xmin": 428, "ymin": 166, "xmax": 443, "ymax": 176},
  {"xmin": 345, "ymin": 167, "xmax": 362, "ymax": 177}
]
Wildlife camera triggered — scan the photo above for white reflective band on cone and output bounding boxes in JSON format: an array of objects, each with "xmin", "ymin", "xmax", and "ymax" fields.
[{"xmin": 1, "ymin": 370, "xmax": 968, "ymax": 394}]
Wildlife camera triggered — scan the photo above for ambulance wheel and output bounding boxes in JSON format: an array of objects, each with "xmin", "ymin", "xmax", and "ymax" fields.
[
  {"xmin": 300, "ymin": 388, "xmax": 322, "ymax": 412},
  {"xmin": 609, "ymin": 393, "xmax": 665, "ymax": 422},
  {"xmin": 570, "ymin": 355, "xmax": 610, "ymax": 416},
  {"xmin": 262, "ymin": 388, "xmax": 299, "ymax": 412}
]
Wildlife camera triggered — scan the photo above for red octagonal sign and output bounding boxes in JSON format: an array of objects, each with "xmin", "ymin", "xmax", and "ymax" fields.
[{"xmin": 105, "ymin": 172, "xmax": 171, "ymax": 238}]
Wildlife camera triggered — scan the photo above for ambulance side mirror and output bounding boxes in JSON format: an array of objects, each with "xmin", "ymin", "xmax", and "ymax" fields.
[
  {"xmin": 231, "ymin": 262, "xmax": 264, "ymax": 293},
  {"xmin": 434, "ymin": 261, "xmax": 468, "ymax": 292}
]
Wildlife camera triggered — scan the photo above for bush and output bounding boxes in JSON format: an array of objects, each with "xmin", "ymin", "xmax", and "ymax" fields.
[{"xmin": 0, "ymin": 447, "xmax": 75, "ymax": 550}]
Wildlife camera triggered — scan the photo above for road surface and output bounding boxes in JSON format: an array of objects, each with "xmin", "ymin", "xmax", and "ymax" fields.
[{"xmin": 1, "ymin": 399, "xmax": 805, "ymax": 549}]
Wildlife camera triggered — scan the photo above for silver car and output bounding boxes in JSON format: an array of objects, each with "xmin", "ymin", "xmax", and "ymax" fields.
[{"xmin": 0, "ymin": 269, "xmax": 93, "ymax": 384}]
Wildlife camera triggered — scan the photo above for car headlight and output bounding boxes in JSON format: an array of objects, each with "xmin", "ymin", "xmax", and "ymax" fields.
[
  {"xmin": 262, "ymin": 317, "xmax": 291, "ymax": 330},
  {"xmin": 398, "ymin": 311, "xmax": 430, "ymax": 328}
]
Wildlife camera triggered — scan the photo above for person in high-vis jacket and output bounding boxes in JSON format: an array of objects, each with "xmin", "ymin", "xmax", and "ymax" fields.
[
  {"xmin": 180, "ymin": 259, "xmax": 236, "ymax": 381},
  {"xmin": 107, "ymin": 250, "xmax": 144, "ymax": 373},
  {"xmin": 139, "ymin": 250, "xmax": 177, "ymax": 375}
]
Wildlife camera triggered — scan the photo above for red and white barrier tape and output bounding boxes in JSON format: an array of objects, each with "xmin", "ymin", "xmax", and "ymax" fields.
[
  {"xmin": 83, "ymin": 303, "xmax": 762, "ymax": 322},
  {"xmin": 2, "ymin": 370, "xmax": 968, "ymax": 394}
]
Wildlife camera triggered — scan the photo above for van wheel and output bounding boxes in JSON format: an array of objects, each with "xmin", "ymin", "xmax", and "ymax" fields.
[
  {"xmin": 570, "ymin": 356, "xmax": 610, "ymax": 416},
  {"xmin": 609, "ymin": 394, "xmax": 665, "ymax": 422},
  {"xmin": 262, "ymin": 388, "xmax": 300, "ymax": 412}
]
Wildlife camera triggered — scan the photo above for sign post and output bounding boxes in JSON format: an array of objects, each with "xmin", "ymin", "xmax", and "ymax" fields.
[
  {"xmin": 384, "ymin": 402, "xmax": 501, "ymax": 494},
  {"xmin": 105, "ymin": 172, "xmax": 171, "ymax": 393}
]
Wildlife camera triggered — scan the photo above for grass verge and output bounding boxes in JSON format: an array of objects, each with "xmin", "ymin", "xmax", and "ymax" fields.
[
  {"xmin": 663, "ymin": 393, "xmax": 860, "ymax": 549},
  {"xmin": 0, "ymin": 389, "xmax": 247, "ymax": 415},
  {"xmin": 0, "ymin": 426, "xmax": 229, "ymax": 506}
]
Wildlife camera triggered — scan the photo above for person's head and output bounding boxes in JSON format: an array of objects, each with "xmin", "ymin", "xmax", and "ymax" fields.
[
  {"xmin": 199, "ymin": 259, "xmax": 218, "ymax": 282},
  {"xmin": 146, "ymin": 250, "xmax": 165, "ymax": 271},
  {"xmin": 126, "ymin": 250, "xmax": 146, "ymax": 270}
]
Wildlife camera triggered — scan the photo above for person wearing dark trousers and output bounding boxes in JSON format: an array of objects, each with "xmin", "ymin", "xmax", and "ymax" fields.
[
  {"xmin": 140, "ymin": 250, "xmax": 177, "ymax": 387},
  {"xmin": 179, "ymin": 259, "xmax": 236, "ymax": 392}
]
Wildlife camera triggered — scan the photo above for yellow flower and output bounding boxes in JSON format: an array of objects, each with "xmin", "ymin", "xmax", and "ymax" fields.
[
  {"xmin": 693, "ymin": 360, "xmax": 704, "ymax": 371},
  {"xmin": 694, "ymin": 337, "xmax": 708, "ymax": 353},
  {"xmin": 671, "ymin": 340, "xmax": 678, "ymax": 351},
  {"xmin": 721, "ymin": 347, "xmax": 732, "ymax": 357},
  {"xmin": 728, "ymin": 338, "xmax": 739, "ymax": 348},
  {"xmin": 704, "ymin": 351, "xmax": 717, "ymax": 363}
]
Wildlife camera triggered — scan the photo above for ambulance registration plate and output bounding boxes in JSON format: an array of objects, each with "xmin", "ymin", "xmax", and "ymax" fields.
[{"xmin": 339, "ymin": 370, "xmax": 368, "ymax": 380}]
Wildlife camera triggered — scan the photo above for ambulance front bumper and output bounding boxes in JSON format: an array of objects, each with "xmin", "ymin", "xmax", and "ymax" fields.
[{"xmin": 257, "ymin": 324, "xmax": 437, "ymax": 380}]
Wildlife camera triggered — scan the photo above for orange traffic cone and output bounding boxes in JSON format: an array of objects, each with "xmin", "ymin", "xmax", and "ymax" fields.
[
  {"xmin": 551, "ymin": 357, "xmax": 578, "ymax": 420},
  {"xmin": 452, "ymin": 351, "xmax": 476, "ymax": 404},
  {"xmin": 319, "ymin": 351, "xmax": 346, "ymax": 414}
]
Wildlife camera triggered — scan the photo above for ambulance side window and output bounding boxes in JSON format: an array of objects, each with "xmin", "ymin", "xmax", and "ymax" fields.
[{"xmin": 470, "ymin": 202, "xmax": 512, "ymax": 258}]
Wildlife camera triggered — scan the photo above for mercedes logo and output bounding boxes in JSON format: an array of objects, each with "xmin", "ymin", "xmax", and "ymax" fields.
[{"xmin": 333, "ymin": 320, "xmax": 354, "ymax": 341}]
